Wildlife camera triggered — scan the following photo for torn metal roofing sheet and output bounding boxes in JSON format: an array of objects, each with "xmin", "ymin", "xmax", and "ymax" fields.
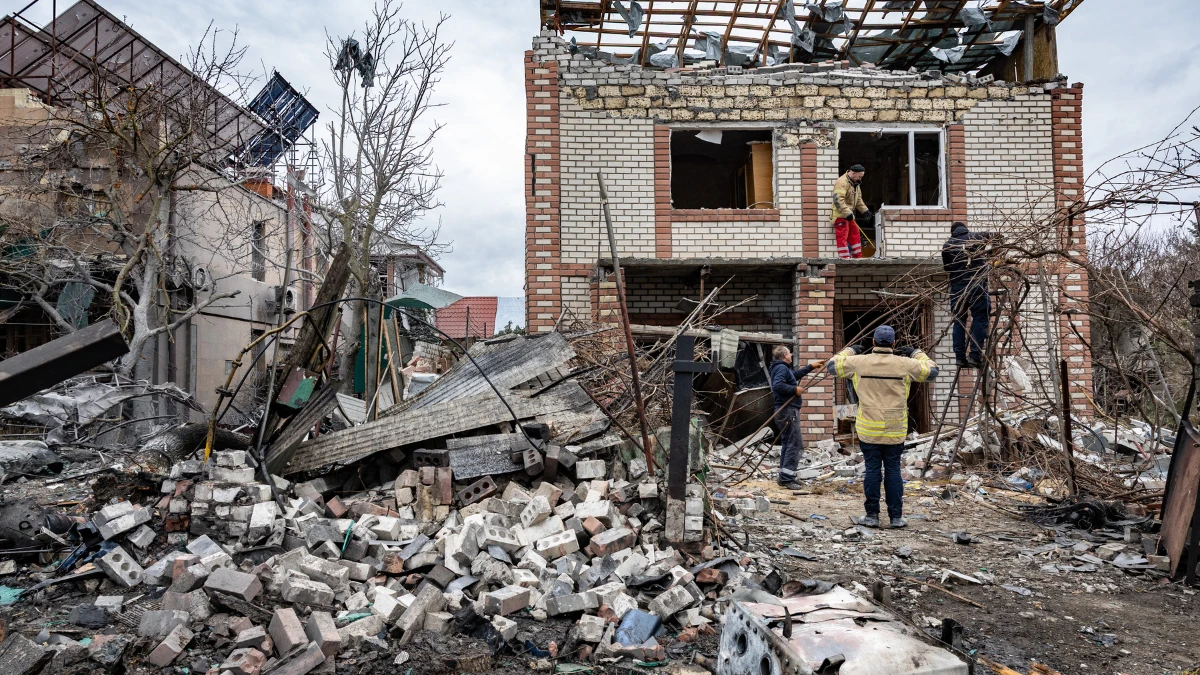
[
  {"xmin": 541, "ymin": 0, "xmax": 1084, "ymax": 74},
  {"xmin": 390, "ymin": 332, "xmax": 577, "ymax": 413},
  {"xmin": 384, "ymin": 283, "xmax": 463, "ymax": 311},
  {"xmin": 282, "ymin": 382, "xmax": 595, "ymax": 475}
]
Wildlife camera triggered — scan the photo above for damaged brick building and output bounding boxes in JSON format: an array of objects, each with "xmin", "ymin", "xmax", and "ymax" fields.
[{"xmin": 525, "ymin": 1, "xmax": 1092, "ymax": 439}]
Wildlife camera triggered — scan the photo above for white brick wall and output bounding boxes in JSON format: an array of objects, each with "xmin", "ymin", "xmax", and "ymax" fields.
[
  {"xmin": 962, "ymin": 97, "xmax": 1055, "ymax": 227},
  {"xmin": 560, "ymin": 101, "xmax": 657, "ymax": 264},
  {"xmin": 562, "ymin": 276, "xmax": 591, "ymax": 319}
]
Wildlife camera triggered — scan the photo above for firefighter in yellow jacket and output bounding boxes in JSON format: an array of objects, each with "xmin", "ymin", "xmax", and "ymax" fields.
[
  {"xmin": 826, "ymin": 325, "xmax": 939, "ymax": 528},
  {"xmin": 830, "ymin": 164, "xmax": 870, "ymax": 259}
]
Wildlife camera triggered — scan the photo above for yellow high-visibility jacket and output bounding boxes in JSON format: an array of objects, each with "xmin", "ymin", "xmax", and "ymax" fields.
[
  {"xmin": 830, "ymin": 172, "xmax": 868, "ymax": 223},
  {"xmin": 826, "ymin": 346, "xmax": 939, "ymax": 444}
]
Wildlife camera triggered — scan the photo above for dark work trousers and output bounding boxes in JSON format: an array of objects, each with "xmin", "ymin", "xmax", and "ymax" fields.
[
  {"xmin": 775, "ymin": 406, "xmax": 803, "ymax": 483},
  {"xmin": 860, "ymin": 441, "xmax": 904, "ymax": 519},
  {"xmin": 950, "ymin": 282, "xmax": 990, "ymax": 361}
]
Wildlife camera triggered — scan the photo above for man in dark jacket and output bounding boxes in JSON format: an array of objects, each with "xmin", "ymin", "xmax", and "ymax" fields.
[
  {"xmin": 941, "ymin": 222, "xmax": 999, "ymax": 367},
  {"xmin": 769, "ymin": 345, "xmax": 825, "ymax": 488}
]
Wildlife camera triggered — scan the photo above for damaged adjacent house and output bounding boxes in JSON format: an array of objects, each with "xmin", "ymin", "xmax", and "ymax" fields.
[
  {"xmin": 0, "ymin": 0, "xmax": 330, "ymax": 420},
  {"xmin": 526, "ymin": 0, "xmax": 1093, "ymax": 438}
]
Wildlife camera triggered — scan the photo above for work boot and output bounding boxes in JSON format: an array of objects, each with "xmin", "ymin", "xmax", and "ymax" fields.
[
  {"xmin": 955, "ymin": 355, "xmax": 970, "ymax": 368},
  {"xmin": 890, "ymin": 517, "xmax": 908, "ymax": 529},
  {"xmin": 859, "ymin": 514, "xmax": 880, "ymax": 528},
  {"xmin": 777, "ymin": 479, "xmax": 805, "ymax": 490}
]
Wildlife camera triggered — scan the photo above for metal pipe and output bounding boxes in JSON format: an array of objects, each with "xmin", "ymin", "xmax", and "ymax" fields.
[
  {"xmin": 1022, "ymin": 12, "xmax": 1035, "ymax": 82},
  {"xmin": 1059, "ymin": 358, "xmax": 1077, "ymax": 495},
  {"xmin": 597, "ymin": 173, "xmax": 657, "ymax": 476}
]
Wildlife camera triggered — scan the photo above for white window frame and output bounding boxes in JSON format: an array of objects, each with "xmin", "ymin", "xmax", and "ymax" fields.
[{"xmin": 834, "ymin": 126, "xmax": 946, "ymax": 210}]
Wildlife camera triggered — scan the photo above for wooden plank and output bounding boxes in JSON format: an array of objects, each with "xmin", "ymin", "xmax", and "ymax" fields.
[
  {"xmin": 1161, "ymin": 422, "xmax": 1200, "ymax": 577},
  {"xmin": 274, "ymin": 242, "xmax": 350, "ymax": 395},
  {"xmin": 283, "ymin": 383, "xmax": 595, "ymax": 474},
  {"xmin": 264, "ymin": 379, "xmax": 342, "ymax": 474}
]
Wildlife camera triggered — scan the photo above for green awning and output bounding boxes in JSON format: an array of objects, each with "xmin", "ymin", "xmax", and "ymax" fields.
[{"xmin": 384, "ymin": 283, "xmax": 462, "ymax": 311}]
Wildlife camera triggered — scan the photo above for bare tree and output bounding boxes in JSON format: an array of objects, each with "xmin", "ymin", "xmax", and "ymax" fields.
[
  {"xmin": 317, "ymin": 0, "xmax": 452, "ymax": 389},
  {"xmin": 0, "ymin": 24, "xmax": 269, "ymax": 380}
]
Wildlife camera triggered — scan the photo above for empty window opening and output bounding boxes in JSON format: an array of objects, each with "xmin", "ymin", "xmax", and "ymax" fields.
[
  {"xmin": 251, "ymin": 219, "xmax": 268, "ymax": 282},
  {"xmin": 671, "ymin": 129, "xmax": 773, "ymax": 209},
  {"xmin": 837, "ymin": 130, "xmax": 943, "ymax": 209},
  {"xmin": 838, "ymin": 305, "xmax": 930, "ymax": 434}
]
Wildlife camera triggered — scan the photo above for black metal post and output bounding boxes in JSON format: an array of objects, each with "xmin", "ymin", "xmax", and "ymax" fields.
[{"xmin": 668, "ymin": 334, "xmax": 715, "ymax": 500}]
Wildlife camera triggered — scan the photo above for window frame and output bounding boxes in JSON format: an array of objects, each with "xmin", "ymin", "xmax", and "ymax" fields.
[
  {"xmin": 834, "ymin": 126, "xmax": 947, "ymax": 210},
  {"xmin": 666, "ymin": 124, "xmax": 780, "ymax": 217}
]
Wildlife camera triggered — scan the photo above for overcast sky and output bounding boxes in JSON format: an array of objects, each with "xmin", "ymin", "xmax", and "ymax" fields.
[{"xmin": 68, "ymin": 0, "xmax": 1200, "ymax": 297}]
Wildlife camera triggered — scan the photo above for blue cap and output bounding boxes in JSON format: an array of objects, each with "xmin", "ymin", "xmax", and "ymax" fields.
[{"xmin": 873, "ymin": 325, "xmax": 895, "ymax": 345}]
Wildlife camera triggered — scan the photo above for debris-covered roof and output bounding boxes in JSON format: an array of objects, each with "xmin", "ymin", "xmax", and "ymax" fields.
[
  {"xmin": 0, "ymin": 0, "xmax": 265, "ymax": 153},
  {"xmin": 540, "ymin": 0, "xmax": 1084, "ymax": 73}
]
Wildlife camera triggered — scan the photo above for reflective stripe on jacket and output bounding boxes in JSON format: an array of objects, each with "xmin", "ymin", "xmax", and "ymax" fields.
[
  {"xmin": 829, "ymin": 172, "xmax": 868, "ymax": 223},
  {"xmin": 826, "ymin": 346, "xmax": 939, "ymax": 444}
]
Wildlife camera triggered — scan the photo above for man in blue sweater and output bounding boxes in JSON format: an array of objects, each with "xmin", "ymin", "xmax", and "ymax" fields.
[{"xmin": 769, "ymin": 344, "xmax": 826, "ymax": 488}]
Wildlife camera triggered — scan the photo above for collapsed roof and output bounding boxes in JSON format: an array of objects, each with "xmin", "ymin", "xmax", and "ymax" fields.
[
  {"xmin": 540, "ymin": 0, "xmax": 1084, "ymax": 74},
  {"xmin": 0, "ymin": 0, "xmax": 269, "ymax": 160}
]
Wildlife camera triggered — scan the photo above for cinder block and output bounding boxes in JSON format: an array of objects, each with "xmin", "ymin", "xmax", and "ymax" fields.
[
  {"xmin": 138, "ymin": 609, "xmax": 190, "ymax": 638},
  {"xmin": 457, "ymin": 477, "xmax": 497, "ymax": 506},
  {"xmin": 413, "ymin": 448, "xmax": 449, "ymax": 468},
  {"xmin": 265, "ymin": 640, "xmax": 326, "ymax": 675},
  {"xmin": 479, "ymin": 526, "xmax": 521, "ymax": 552},
  {"xmin": 269, "ymin": 608, "xmax": 309, "ymax": 655},
  {"xmin": 147, "ymin": 624, "xmax": 193, "ymax": 667},
  {"xmin": 204, "ymin": 568, "xmax": 263, "ymax": 602},
  {"xmin": 546, "ymin": 591, "xmax": 599, "ymax": 616},
  {"xmin": 220, "ymin": 647, "xmax": 266, "ymax": 675},
  {"xmin": 534, "ymin": 530, "xmax": 580, "ymax": 560},
  {"xmin": 280, "ymin": 576, "xmax": 334, "ymax": 606},
  {"xmin": 97, "ymin": 545, "xmax": 143, "ymax": 587},
  {"xmin": 521, "ymin": 496, "xmax": 552, "ymax": 528},
  {"xmin": 482, "ymin": 585, "xmax": 531, "ymax": 616},
  {"xmin": 235, "ymin": 626, "xmax": 273, "ymax": 653},
  {"xmin": 587, "ymin": 527, "xmax": 635, "ymax": 557},
  {"xmin": 304, "ymin": 611, "xmax": 342, "ymax": 657},
  {"xmin": 574, "ymin": 460, "xmax": 606, "ymax": 480},
  {"xmin": 423, "ymin": 610, "xmax": 454, "ymax": 634}
]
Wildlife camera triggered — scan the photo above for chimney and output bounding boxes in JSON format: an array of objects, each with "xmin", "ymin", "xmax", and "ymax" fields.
[{"xmin": 242, "ymin": 166, "xmax": 274, "ymax": 199}]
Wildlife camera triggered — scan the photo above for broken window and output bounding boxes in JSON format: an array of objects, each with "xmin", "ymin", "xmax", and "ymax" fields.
[
  {"xmin": 671, "ymin": 129, "xmax": 773, "ymax": 209},
  {"xmin": 251, "ymin": 219, "xmax": 268, "ymax": 282},
  {"xmin": 837, "ymin": 129, "xmax": 943, "ymax": 208}
]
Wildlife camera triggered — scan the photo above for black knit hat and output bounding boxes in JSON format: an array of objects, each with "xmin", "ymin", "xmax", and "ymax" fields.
[{"xmin": 849, "ymin": 164, "xmax": 865, "ymax": 172}]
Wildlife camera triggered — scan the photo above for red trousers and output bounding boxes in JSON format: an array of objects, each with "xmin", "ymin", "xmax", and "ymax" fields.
[{"xmin": 835, "ymin": 218, "xmax": 862, "ymax": 259}]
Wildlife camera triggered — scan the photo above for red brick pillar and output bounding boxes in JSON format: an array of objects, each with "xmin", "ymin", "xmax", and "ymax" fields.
[
  {"xmin": 800, "ymin": 142, "xmax": 819, "ymax": 258},
  {"xmin": 524, "ymin": 53, "xmax": 561, "ymax": 332},
  {"xmin": 1051, "ymin": 83, "xmax": 1094, "ymax": 418},
  {"xmin": 653, "ymin": 126, "xmax": 672, "ymax": 258},
  {"xmin": 794, "ymin": 263, "xmax": 836, "ymax": 438}
]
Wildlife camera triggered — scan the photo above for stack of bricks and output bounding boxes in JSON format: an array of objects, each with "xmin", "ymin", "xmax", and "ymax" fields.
[{"xmin": 793, "ymin": 264, "xmax": 836, "ymax": 437}]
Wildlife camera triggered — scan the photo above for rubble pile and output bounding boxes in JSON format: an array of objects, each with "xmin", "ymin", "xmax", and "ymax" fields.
[{"xmin": 0, "ymin": 434, "xmax": 804, "ymax": 672}]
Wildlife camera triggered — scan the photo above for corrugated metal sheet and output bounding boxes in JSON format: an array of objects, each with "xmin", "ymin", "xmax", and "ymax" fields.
[{"xmin": 391, "ymin": 333, "xmax": 575, "ymax": 413}]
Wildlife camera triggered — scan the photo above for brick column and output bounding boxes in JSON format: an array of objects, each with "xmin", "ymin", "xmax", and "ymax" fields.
[
  {"xmin": 524, "ymin": 53, "xmax": 561, "ymax": 332},
  {"xmin": 947, "ymin": 124, "xmax": 967, "ymax": 222},
  {"xmin": 653, "ymin": 125, "xmax": 672, "ymax": 258},
  {"xmin": 794, "ymin": 263, "xmax": 836, "ymax": 438},
  {"xmin": 800, "ymin": 143, "xmax": 819, "ymax": 258},
  {"xmin": 1051, "ymin": 83, "xmax": 1094, "ymax": 418}
]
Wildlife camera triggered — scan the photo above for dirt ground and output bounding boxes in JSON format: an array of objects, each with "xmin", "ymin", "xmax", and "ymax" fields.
[{"xmin": 730, "ymin": 478, "xmax": 1199, "ymax": 675}]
